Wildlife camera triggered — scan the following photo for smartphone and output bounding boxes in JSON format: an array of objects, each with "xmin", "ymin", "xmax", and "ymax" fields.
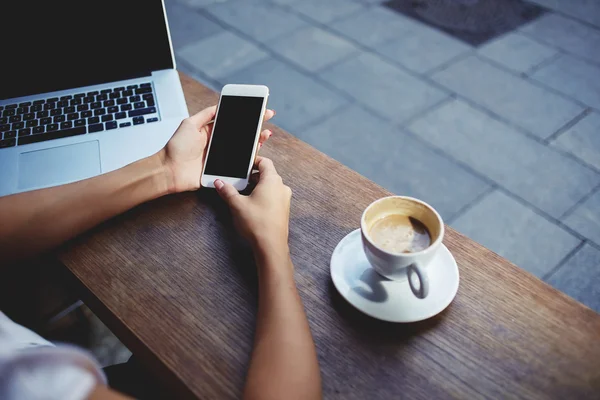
[{"xmin": 201, "ymin": 84, "xmax": 269, "ymax": 191}]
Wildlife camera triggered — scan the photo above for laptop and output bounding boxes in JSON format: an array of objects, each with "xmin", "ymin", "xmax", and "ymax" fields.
[{"xmin": 0, "ymin": 0, "xmax": 188, "ymax": 197}]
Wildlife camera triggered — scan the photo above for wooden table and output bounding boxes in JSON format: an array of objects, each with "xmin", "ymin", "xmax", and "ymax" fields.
[{"xmin": 58, "ymin": 74, "xmax": 600, "ymax": 399}]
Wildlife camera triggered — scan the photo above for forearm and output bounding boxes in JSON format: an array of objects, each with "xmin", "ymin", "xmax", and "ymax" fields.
[
  {"xmin": 244, "ymin": 242, "xmax": 322, "ymax": 400},
  {"xmin": 0, "ymin": 151, "xmax": 171, "ymax": 265}
]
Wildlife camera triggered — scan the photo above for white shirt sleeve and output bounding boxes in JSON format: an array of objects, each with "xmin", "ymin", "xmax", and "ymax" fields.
[{"xmin": 0, "ymin": 312, "xmax": 107, "ymax": 400}]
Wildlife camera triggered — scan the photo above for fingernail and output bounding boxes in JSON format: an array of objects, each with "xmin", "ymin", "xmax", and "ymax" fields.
[
  {"xmin": 267, "ymin": 131, "xmax": 273, "ymax": 138},
  {"xmin": 214, "ymin": 179, "xmax": 224, "ymax": 190}
]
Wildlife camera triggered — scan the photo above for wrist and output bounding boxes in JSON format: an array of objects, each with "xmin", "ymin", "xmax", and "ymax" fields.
[
  {"xmin": 155, "ymin": 149, "xmax": 176, "ymax": 195},
  {"xmin": 253, "ymin": 238, "xmax": 291, "ymax": 268}
]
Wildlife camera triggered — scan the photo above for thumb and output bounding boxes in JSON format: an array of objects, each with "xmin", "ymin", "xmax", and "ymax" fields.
[{"xmin": 214, "ymin": 179, "xmax": 241, "ymax": 205}]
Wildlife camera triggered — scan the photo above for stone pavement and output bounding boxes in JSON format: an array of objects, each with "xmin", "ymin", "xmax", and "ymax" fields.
[{"xmin": 165, "ymin": 0, "xmax": 600, "ymax": 312}]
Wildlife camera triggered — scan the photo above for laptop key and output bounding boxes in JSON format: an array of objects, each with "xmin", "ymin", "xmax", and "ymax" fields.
[
  {"xmin": 57, "ymin": 100, "xmax": 68, "ymax": 108},
  {"xmin": 3, "ymin": 109, "xmax": 16, "ymax": 117},
  {"xmin": 50, "ymin": 109, "xmax": 61, "ymax": 116},
  {"xmin": 107, "ymin": 106, "xmax": 119, "ymax": 113},
  {"xmin": 115, "ymin": 112, "xmax": 126, "ymax": 120},
  {"xmin": 87, "ymin": 91, "xmax": 99, "ymax": 96},
  {"xmin": 94, "ymin": 108, "xmax": 106, "ymax": 116},
  {"xmin": 60, "ymin": 121, "xmax": 73, "ymax": 129},
  {"xmin": 31, "ymin": 104, "xmax": 43, "ymax": 112},
  {"xmin": 88, "ymin": 117, "xmax": 100, "ymax": 124},
  {"xmin": 146, "ymin": 98, "xmax": 155, "ymax": 107},
  {"xmin": 44, "ymin": 103, "xmax": 56, "ymax": 110},
  {"xmin": 122, "ymin": 89, "xmax": 133, "ymax": 97},
  {"xmin": 147, "ymin": 117, "xmax": 159, "ymax": 123},
  {"xmin": 17, "ymin": 107, "xmax": 28, "ymax": 114},
  {"xmin": 91, "ymin": 102, "xmax": 102, "ymax": 109},
  {"xmin": 47, "ymin": 123, "xmax": 59, "ymax": 131},
  {"xmin": 5, "ymin": 104, "xmax": 17, "ymax": 109},
  {"xmin": 119, "ymin": 122, "xmax": 131, "ymax": 128},
  {"xmin": 12, "ymin": 122, "xmax": 24, "ymax": 130},
  {"xmin": 97, "ymin": 94, "xmax": 108, "ymax": 101},
  {"xmin": 134, "ymin": 102, "xmax": 145, "ymax": 109},
  {"xmin": 105, "ymin": 121, "xmax": 118, "ymax": 130},
  {"xmin": 81, "ymin": 111, "xmax": 93, "ymax": 118},
  {"xmin": 135, "ymin": 87, "xmax": 152, "ymax": 95},
  {"xmin": 54, "ymin": 115, "xmax": 66, "ymax": 123},
  {"xmin": 16, "ymin": 129, "xmax": 29, "ymax": 137},
  {"xmin": 127, "ymin": 84, "xmax": 138, "ymax": 90},
  {"xmin": 47, "ymin": 97, "xmax": 58, "ymax": 103},
  {"xmin": 33, "ymin": 99, "xmax": 45, "ymax": 105},
  {"xmin": 101, "ymin": 114, "xmax": 113, "ymax": 122},
  {"xmin": 89, "ymin": 123, "xmax": 104, "ymax": 133},
  {"xmin": 67, "ymin": 113, "xmax": 79, "ymax": 121},
  {"xmin": 19, "ymin": 101, "xmax": 32, "ymax": 107},
  {"xmin": 114, "ymin": 87, "xmax": 125, "ymax": 92},
  {"xmin": 26, "ymin": 120, "xmax": 39, "ymax": 128},
  {"xmin": 37, "ymin": 111, "xmax": 49, "ymax": 118},
  {"xmin": 128, "ymin": 107, "xmax": 156, "ymax": 118},
  {"xmin": 100, "ymin": 89, "xmax": 112, "ymax": 94},
  {"xmin": 18, "ymin": 126, "xmax": 86, "ymax": 146},
  {"xmin": 23, "ymin": 113, "xmax": 35, "ymax": 121},
  {"xmin": 9, "ymin": 115, "xmax": 22, "ymax": 123},
  {"xmin": 109, "ymin": 92, "xmax": 120, "ymax": 100},
  {"xmin": 0, "ymin": 117, "xmax": 6, "ymax": 124},
  {"xmin": 133, "ymin": 116, "xmax": 144, "ymax": 125},
  {"xmin": 104, "ymin": 100, "xmax": 115, "ymax": 107},
  {"xmin": 70, "ymin": 98, "xmax": 82, "ymax": 106},
  {"xmin": 40, "ymin": 117, "xmax": 52, "ymax": 125},
  {"xmin": 65, "ymin": 106, "xmax": 76, "ymax": 113},
  {"xmin": 130, "ymin": 95, "xmax": 141, "ymax": 103},
  {"xmin": 60, "ymin": 95, "xmax": 72, "ymax": 101},
  {"xmin": 83, "ymin": 96, "xmax": 94, "ymax": 104},
  {"xmin": 0, "ymin": 124, "xmax": 10, "ymax": 132},
  {"xmin": 121, "ymin": 104, "xmax": 132, "ymax": 111},
  {"xmin": 77, "ymin": 104, "xmax": 89, "ymax": 112},
  {"xmin": 116, "ymin": 98, "xmax": 127, "ymax": 105},
  {"xmin": 74, "ymin": 93, "xmax": 86, "ymax": 98},
  {"xmin": 33, "ymin": 126, "xmax": 45, "ymax": 134},
  {"xmin": 74, "ymin": 119, "xmax": 86, "ymax": 127},
  {"xmin": 0, "ymin": 138, "xmax": 16, "ymax": 148},
  {"xmin": 140, "ymin": 83, "xmax": 151, "ymax": 88}
]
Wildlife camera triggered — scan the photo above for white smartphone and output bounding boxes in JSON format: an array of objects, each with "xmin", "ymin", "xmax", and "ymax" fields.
[{"xmin": 201, "ymin": 84, "xmax": 270, "ymax": 191}]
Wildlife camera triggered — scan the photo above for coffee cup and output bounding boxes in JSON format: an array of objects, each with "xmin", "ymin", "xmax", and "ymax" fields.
[{"xmin": 360, "ymin": 196, "xmax": 445, "ymax": 299}]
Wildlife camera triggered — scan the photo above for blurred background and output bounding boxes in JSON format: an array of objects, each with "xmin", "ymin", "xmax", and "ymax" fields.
[
  {"xmin": 17, "ymin": 0, "xmax": 599, "ymax": 368},
  {"xmin": 167, "ymin": 0, "xmax": 600, "ymax": 311}
]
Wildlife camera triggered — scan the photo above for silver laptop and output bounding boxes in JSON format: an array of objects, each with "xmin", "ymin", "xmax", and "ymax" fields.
[{"xmin": 0, "ymin": 0, "xmax": 188, "ymax": 197}]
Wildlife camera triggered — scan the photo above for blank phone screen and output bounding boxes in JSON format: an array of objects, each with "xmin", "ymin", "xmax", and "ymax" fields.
[{"xmin": 204, "ymin": 95, "xmax": 265, "ymax": 179}]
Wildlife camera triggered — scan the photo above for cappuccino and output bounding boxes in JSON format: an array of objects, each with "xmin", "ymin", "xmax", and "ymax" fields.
[{"xmin": 369, "ymin": 214, "xmax": 431, "ymax": 254}]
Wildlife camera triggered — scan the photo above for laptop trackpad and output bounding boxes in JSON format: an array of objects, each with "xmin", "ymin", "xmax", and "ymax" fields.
[{"xmin": 18, "ymin": 141, "xmax": 101, "ymax": 190}]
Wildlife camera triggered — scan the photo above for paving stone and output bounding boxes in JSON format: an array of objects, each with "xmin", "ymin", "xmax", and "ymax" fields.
[
  {"xmin": 224, "ymin": 58, "xmax": 349, "ymax": 131},
  {"xmin": 531, "ymin": 54, "xmax": 600, "ymax": 110},
  {"xmin": 331, "ymin": 6, "xmax": 424, "ymax": 46},
  {"xmin": 319, "ymin": 52, "xmax": 449, "ymax": 123},
  {"xmin": 177, "ymin": 31, "xmax": 269, "ymax": 80},
  {"xmin": 521, "ymin": 13, "xmax": 600, "ymax": 65},
  {"xmin": 431, "ymin": 55, "xmax": 585, "ymax": 139},
  {"xmin": 407, "ymin": 99, "xmax": 600, "ymax": 218},
  {"xmin": 374, "ymin": 23, "xmax": 471, "ymax": 73},
  {"xmin": 284, "ymin": 0, "xmax": 366, "ymax": 24},
  {"xmin": 299, "ymin": 105, "xmax": 490, "ymax": 219},
  {"xmin": 452, "ymin": 190, "xmax": 581, "ymax": 278},
  {"xmin": 269, "ymin": 26, "xmax": 360, "ymax": 72},
  {"xmin": 478, "ymin": 32, "xmax": 559, "ymax": 74},
  {"xmin": 552, "ymin": 111, "xmax": 600, "ymax": 171},
  {"xmin": 205, "ymin": 1, "xmax": 307, "ymax": 43},
  {"xmin": 528, "ymin": 0, "xmax": 600, "ymax": 29},
  {"xmin": 547, "ymin": 244, "xmax": 600, "ymax": 313},
  {"xmin": 165, "ymin": 1, "xmax": 223, "ymax": 49},
  {"xmin": 563, "ymin": 189, "xmax": 600, "ymax": 246}
]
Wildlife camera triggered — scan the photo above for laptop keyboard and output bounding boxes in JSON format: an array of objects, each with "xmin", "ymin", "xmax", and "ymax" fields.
[{"xmin": 0, "ymin": 83, "xmax": 159, "ymax": 149}]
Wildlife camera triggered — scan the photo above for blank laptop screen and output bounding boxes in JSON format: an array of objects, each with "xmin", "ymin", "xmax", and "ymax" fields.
[{"xmin": 1, "ymin": 0, "xmax": 174, "ymax": 100}]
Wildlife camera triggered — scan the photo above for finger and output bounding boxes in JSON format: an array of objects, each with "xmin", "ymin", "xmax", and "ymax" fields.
[
  {"xmin": 263, "ymin": 109, "xmax": 275, "ymax": 122},
  {"xmin": 256, "ymin": 157, "xmax": 279, "ymax": 178},
  {"xmin": 214, "ymin": 179, "xmax": 241, "ymax": 205},
  {"xmin": 187, "ymin": 105, "xmax": 217, "ymax": 129},
  {"xmin": 257, "ymin": 129, "xmax": 272, "ymax": 147}
]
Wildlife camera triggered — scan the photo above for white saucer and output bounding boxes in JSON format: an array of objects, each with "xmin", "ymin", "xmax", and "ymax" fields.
[{"xmin": 330, "ymin": 229, "xmax": 459, "ymax": 323}]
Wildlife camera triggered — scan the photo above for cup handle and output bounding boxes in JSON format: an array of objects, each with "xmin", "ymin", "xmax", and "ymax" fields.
[{"xmin": 407, "ymin": 263, "xmax": 429, "ymax": 299}]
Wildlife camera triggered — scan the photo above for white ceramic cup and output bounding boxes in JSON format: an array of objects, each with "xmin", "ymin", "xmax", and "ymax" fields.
[{"xmin": 360, "ymin": 196, "xmax": 445, "ymax": 299}]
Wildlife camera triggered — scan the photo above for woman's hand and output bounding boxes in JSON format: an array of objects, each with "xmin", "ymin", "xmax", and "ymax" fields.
[
  {"xmin": 159, "ymin": 106, "xmax": 275, "ymax": 193},
  {"xmin": 214, "ymin": 157, "xmax": 292, "ymax": 253}
]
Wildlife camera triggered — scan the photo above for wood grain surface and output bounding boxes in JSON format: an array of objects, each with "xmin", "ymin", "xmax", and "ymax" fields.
[{"xmin": 58, "ymin": 73, "xmax": 600, "ymax": 399}]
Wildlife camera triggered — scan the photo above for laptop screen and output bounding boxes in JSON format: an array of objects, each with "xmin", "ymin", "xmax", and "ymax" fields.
[{"xmin": 1, "ymin": 0, "xmax": 174, "ymax": 100}]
